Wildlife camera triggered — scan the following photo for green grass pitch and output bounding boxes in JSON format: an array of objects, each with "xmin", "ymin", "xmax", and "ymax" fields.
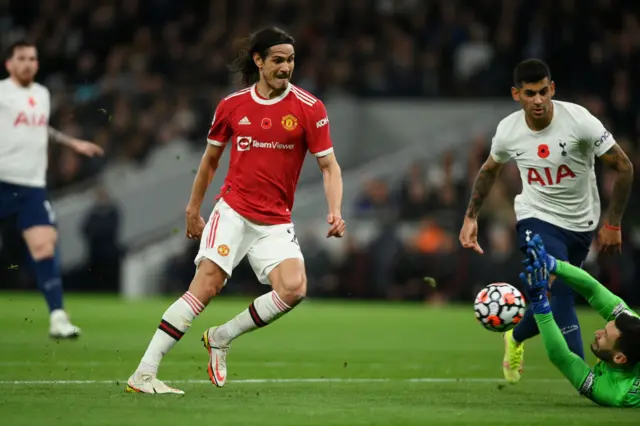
[{"xmin": 1, "ymin": 293, "xmax": 638, "ymax": 425}]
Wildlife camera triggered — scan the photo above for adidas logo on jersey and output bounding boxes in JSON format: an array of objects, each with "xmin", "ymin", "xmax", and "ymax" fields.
[{"xmin": 239, "ymin": 117, "xmax": 251, "ymax": 125}]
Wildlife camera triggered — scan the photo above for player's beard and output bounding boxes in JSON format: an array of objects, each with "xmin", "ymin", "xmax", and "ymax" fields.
[
  {"xmin": 14, "ymin": 68, "xmax": 35, "ymax": 86},
  {"xmin": 590, "ymin": 341, "xmax": 615, "ymax": 362}
]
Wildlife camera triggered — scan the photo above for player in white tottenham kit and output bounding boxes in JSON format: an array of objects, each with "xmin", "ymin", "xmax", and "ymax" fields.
[
  {"xmin": 459, "ymin": 59, "xmax": 634, "ymax": 384},
  {"xmin": 0, "ymin": 41, "xmax": 104, "ymax": 338}
]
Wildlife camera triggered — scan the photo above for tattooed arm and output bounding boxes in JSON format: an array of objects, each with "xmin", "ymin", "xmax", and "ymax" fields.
[
  {"xmin": 465, "ymin": 155, "xmax": 505, "ymax": 219},
  {"xmin": 459, "ymin": 155, "xmax": 504, "ymax": 254},
  {"xmin": 596, "ymin": 143, "xmax": 633, "ymax": 253},
  {"xmin": 598, "ymin": 143, "xmax": 634, "ymax": 228}
]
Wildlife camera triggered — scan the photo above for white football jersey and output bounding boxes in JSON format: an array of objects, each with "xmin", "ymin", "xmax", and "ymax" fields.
[
  {"xmin": 0, "ymin": 78, "xmax": 50, "ymax": 188},
  {"xmin": 490, "ymin": 100, "xmax": 615, "ymax": 232}
]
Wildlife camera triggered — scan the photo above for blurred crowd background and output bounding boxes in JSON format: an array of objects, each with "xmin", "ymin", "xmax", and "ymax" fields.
[{"xmin": 1, "ymin": 0, "xmax": 640, "ymax": 305}]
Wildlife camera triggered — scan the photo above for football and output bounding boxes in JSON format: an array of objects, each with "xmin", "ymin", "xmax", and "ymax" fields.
[{"xmin": 474, "ymin": 283, "xmax": 526, "ymax": 332}]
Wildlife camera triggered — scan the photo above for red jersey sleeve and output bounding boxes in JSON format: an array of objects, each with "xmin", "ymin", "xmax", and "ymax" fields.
[
  {"xmin": 206, "ymin": 99, "xmax": 232, "ymax": 146},
  {"xmin": 306, "ymin": 101, "xmax": 334, "ymax": 157}
]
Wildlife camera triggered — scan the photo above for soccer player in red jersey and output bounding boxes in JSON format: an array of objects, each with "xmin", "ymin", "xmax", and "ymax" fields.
[{"xmin": 126, "ymin": 27, "xmax": 345, "ymax": 394}]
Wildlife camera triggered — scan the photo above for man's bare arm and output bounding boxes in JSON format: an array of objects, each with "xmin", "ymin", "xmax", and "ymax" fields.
[
  {"xmin": 465, "ymin": 156, "xmax": 504, "ymax": 219},
  {"xmin": 598, "ymin": 143, "xmax": 634, "ymax": 227},
  {"xmin": 48, "ymin": 126, "xmax": 74, "ymax": 146},
  {"xmin": 48, "ymin": 126, "xmax": 104, "ymax": 157},
  {"xmin": 187, "ymin": 144, "xmax": 225, "ymax": 212},
  {"xmin": 317, "ymin": 153, "xmax": 342, "ymax": 218}
]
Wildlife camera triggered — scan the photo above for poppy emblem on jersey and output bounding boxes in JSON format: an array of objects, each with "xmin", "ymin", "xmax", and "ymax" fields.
[
  {"xmin": 261, "ymin": 118, "xmax": 272, "ymax": 129},
  {"xmin": 281, "ymin": 114, "xmax": 298, "ymax": 131},
  {"xmin": 28, "ymin": 97, "xmax": 36, "ymax": 107},
  {"xmin": 217, "ymin": 244, "xmax": 230, "ymax": 257},
  {"xmin": 537, "ymin": 144, "xmax": 550, "ymax": 159}
]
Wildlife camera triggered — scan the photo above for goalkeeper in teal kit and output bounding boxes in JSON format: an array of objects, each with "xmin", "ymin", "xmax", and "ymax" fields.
[{"xmin": 520, "ymin": 235, "xmax": 640, "ymax": 407}]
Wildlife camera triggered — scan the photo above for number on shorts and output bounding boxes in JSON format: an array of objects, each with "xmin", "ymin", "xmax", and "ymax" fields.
[
  {"xmin": 43, "ymin": 200, "xmax": 56, "ymax": 224},
  {"xmin": 287, "ymin": 228, "xmax": 299, "ymax": 246}
]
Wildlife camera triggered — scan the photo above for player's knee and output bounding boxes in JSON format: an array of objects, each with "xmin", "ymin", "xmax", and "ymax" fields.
[
  {"xmin": 274, "ymin": 272, "xmax": 306, "ymax": 306},
  {"xmin": 23, "ymin": 227, "xmax": 57, "ymax": 261},
  {"xmin": 29, "ymin": 237, "xmax": 56, "ymax": 260},
  {"xmin": 190, "ymin": 260, "xmax": 227, "ymax": 302}
]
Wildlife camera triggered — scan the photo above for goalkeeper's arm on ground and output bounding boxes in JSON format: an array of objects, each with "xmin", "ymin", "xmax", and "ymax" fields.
[
  {"xmin": 535, "ymin": 306, "xmax": 632, "ymax": 407},
  {"xmin": 533, "ymin": 260, "xmax": 634, "ymax": 407},
  {"xmin": 533, "ymin": 312, "xmax": 592, "ymax": 395},
  {"xmin": 534, "ymin": 312, "xmax": 626, "ymax": 407}
]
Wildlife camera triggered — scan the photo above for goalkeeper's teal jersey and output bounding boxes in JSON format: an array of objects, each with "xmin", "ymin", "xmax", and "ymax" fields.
[{"xmin": 534, "ymin": 261, "xmax": 640, "ymax": 408}]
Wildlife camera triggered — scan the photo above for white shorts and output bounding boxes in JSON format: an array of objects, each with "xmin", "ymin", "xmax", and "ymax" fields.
[{"xmin": 194, "ymin": 199, "xmax": 304, "ymax": 285}]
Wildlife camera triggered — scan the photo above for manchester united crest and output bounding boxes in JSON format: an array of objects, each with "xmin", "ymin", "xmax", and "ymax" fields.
[
  {"xmin": 281, "ymin": 114, "xmax": 298, "ymax": 131},
  {"xmin": 217, "ymin": 244, "xmax": 230, "ymax": 257}
]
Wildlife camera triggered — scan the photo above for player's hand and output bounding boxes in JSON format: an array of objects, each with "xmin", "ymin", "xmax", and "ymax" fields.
[
  {"xmin": 459, "ymin": 217, "xmax": 484, "ymax": 254},
  {"xmin": 519, "ymin": 260, "xmax": 549, "ymax": 299},
  {"xmin": 326, "ymin": 213, "xmax": 346, "ymax": 238},
  {"xmin": 597, "ymin": 225, "xmax": 622, "ymax": 254},
  {"xmin": 185, "ymin": 206, "xmax": 205, "ymax": 240},
  {"xmin": 526, "ymin": 234, "xmax": 557, "ymax": 274},
  {"xmin": 70, "ymin": 139, "xmax": 105, "ymax": 157},
  {"xmin": 519, "ymin": 260, "xmax": 551, "ymax": 315}
]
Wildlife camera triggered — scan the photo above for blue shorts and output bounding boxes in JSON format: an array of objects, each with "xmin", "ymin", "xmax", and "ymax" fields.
[
  {"xmin": 516, "ymin": 218, "xmax": 592, "ymax": 294},
  {"xmin": 0, "ymin": 181, "xmax": 56, "ymax": 231}
]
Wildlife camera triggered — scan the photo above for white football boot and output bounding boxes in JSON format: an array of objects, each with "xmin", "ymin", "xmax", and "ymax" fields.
[
  {"xmin": 125, "ymin": 372, "xmax": 185, "ymax": 395},
  {"xmin": 201, "ymin": 327, "xmax": 229, "ymax": 387},
  {"xmin": 49, "ymin": 309, "xmax": 81, "ymax": 339}
]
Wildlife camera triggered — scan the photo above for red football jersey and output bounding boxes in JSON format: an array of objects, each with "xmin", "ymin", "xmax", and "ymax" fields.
[{"xmin": 207, "ymin": 83, "xmax": 334, "ymax": 225}]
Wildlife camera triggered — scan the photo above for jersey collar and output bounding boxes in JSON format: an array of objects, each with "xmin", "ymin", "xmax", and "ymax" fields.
[
  {"xmin": 7, "ymin": 77, "xmax": 34, "ymax": 90},
  {"xmin": 251, "ymin": 83, "xmax": 291, "ymax": 105}
]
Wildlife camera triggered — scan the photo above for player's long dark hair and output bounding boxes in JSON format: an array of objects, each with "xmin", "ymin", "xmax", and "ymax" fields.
[
  {"xmin": 230, "ymin": 26, "xmax": 295, "ymax": 87},
  {"xmin": 615, "ymin": 313, "xmax": 640, "ymax": 368}
]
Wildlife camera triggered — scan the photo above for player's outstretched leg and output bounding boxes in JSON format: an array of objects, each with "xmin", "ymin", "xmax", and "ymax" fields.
[
  {"xmin": 549, "ymin": 281, "xmax": 584, "ymax": 359},
  {"xmin": 504, "ymin": 303, "xmax": 538, "ymax": 383},
  {"xmin": 202, "ymin": 258, "xmax": 305, "ymax": 387},
  {"xmin": 503, "ymin": 328, "xmax": 525, "ymax": 384},
  {"xmin": 504, "ymin": 273, "xmax": 558, "ymax": 383},
  {"xmin": 23, "ymin": 226, "xmax": 80, "ymax": 339},
  {"xmin": 504, "ymin": 277, "xmax": 584, "ymax": 383},
  {"xmin": 126, "ymin": 260, "xmax": 226, "ymax": 394}
]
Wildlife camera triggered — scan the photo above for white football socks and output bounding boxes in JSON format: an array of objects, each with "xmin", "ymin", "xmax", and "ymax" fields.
[
  {"xmin": 213, "ymin": 291, "xmax": 292, "ymax": 346},
  {"xmin": 137, "ymin": 291, "xmax": 205, "ymax": 376}
]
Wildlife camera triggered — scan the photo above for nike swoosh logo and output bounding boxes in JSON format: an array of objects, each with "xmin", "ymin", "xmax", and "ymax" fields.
[
  {"xmin": 214, "ymin": 356, "xmax": 225, "ymax": 383},
  {"xmin": 516, "ymin": 152, "xmax": 524, "ymax": 156}
]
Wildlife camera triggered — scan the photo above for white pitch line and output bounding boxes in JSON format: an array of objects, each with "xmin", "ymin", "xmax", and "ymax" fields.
[
  {"xmin": 0, "ymin": 361, "xmax": 543, "ymax": 372},
  {"xmin": 0, "ymin": 361, "xmax": 402, "ymax": 368},
  {"xmin": 0, "ymin": 378, "xmax": 565, "ymax": 385}
]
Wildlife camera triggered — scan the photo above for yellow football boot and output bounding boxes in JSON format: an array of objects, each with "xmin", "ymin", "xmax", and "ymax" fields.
[{"xmin": 503, "ymin": 329, "xmax": 524, "ymax": 384}]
